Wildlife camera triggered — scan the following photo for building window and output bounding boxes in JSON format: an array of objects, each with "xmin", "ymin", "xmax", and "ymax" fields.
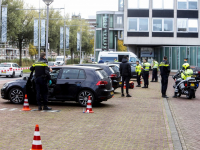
[
  {"xmin": 177, "ymin": 19, "xmax": 198, "ymax": 32},
  {"xmin": 117, "ymin": 17, "xmax": 122, "ymax": 24},
  {"xmin": 128, "ymin": 18, "xmax": 149, "ymax": 31},
  {"xmin": 177, "ymin": 0, "xmax": 198, "ymax": 9},
  {"xmin": 153, "ymin": 18, "xmax": 173, "ymax": 32},
  {"xmin": 153, "ymin": 0, "xmax": 173, "ymax": 9},
  {"xmin": 128, "ymin": 0, "xmax": 149, "ymax": 9}
]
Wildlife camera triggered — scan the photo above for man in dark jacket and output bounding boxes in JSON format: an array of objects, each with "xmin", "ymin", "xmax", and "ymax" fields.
[
  {"xmin": 120, "ymin": 55, "xmax": 132, "ymax": 97},
  {"xmin": 30, "ymin": 52, "xmax": 52, "ymax": 110},
  {"xmin": 98, "ymin": 58, "xmax": 104, "ymax": 63},
  {"xmin": 159, "ymin": 56, "xmax": 170, "ymax": 98}
]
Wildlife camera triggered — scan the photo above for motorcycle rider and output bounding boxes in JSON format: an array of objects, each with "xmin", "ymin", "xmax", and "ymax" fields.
[{"xmin": 173, "ymin": 63, "xmax": 193, "ymax": 98}]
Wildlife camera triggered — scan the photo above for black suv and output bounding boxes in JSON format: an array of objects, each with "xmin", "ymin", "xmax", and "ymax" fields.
[
  {"xmin": 77, "ymin": 64, "xmax": 121, "ymax": 90},
  {"xmin": 1, "ymin": 66, "xmax": 114, "ymax": 106}
]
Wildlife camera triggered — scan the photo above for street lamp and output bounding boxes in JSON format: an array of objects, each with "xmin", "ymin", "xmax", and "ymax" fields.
[
  {"xmin": 43, "ymin": 0, "xmax": 54, "ymax": 59},
  {"xmin": 92, "ymin": 23, "xmax": 98, "ymax": 63}
]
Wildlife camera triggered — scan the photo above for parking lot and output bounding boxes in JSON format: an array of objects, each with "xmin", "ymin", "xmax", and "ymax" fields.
[
  {"xmin": 0, "ymin": 72, "xmax": 200, "ymax": 150},
  {"xmin": 0, "ymin": 76, "xmax": 173, "ymax": 150}
]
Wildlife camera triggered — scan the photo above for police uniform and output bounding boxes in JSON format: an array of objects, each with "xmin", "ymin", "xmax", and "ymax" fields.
[
  {"xmin": 30, "ymin": 57, "xmax": 52, "ymax": 110},
  {"xmin": 151, "ymin": 60, "xmax": 158, "ymax": 82},
  {"xmin": 142, "ymin": 62, "xmax": 151, "ymax": 88},
  {"xmin": 159, "ymin": 60, "xmax": 170, "ymax": 98},
  {"xmin": 173, "ymin": 63, "xmax": 193, "ymax": 98},
  {"xmin": 135, "ymin": 64, "xmax": 142, "ymax": 87}
]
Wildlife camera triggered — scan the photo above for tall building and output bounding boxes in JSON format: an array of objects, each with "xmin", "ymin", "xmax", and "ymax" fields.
[
  {"xmin": 95, "ymin": 0, "xmax": 124, "ymax": 60},
  {"xmin": 95, "ymin": 0, "xmax": 200, "ymax": 69}
]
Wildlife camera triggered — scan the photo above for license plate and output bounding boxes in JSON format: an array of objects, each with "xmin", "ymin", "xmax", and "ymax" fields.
[
  {"xmin": 119, "ymin": 82, "xmax": 122, "ymax": 85},
  {"xmin": 2, "ymin": 72, "xmax": 6, "ymax": 73},
  {"xmin": 191, "ymin": 83, "xmax": 195, "ymax": 86},
  {"xmin": 110, "ymin": 92, "xmax": 114, "ymax": 95}
]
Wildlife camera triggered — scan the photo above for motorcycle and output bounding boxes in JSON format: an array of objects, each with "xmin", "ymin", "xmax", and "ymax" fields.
[{"xmin": 172, "ymin": 70, "xmax": 199, "ymax": 99}]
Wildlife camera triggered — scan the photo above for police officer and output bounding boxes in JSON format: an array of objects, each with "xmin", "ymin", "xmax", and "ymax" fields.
[
  {"xmin": 151, "ymin": 59, "xmax": 159, "ymax": 82},
  {"xmin": 135, "ymin": 61, "xmax": 142, "ymax": 87},
  {"xmin": 159, "ymin": 56, "xmax": 170, "ymax": 98},
  {"xmin": 142, "ymin": 59, "xmax": 151, "ymax": 88},
  {"xmin": 30, "ymin": 52, "xmax": 52, "ymax": 111},
  {"xmin": 173, "ymin": 63, "xmax": 193, "ymax": 98}
]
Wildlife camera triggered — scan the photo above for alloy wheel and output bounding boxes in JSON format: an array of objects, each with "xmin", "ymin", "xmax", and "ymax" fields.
[
  {"xmin": 9, "ymin": 88, "xmax": 24, "ymax": 104},
  {"xmin": 78, "ymin": 90, "xmax": 94, "ymax": 106}
]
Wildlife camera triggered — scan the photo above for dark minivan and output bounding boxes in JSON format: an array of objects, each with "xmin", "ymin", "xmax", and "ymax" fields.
[
  {"xmin": 1, "ymin": 66, "xmax": 114, "ymax": 106},
  {"xmin": 77, "ymin": 64, "xmax": 122, "ymax": 90}
]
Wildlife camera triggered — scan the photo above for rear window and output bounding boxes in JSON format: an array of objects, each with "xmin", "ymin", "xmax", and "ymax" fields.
[
  {"xmin": 0, "ymin": 64, "xmax": 11, "ymax": 67},
  {"xmin": 96, "ymin": 70, "xmax": 108, "ymax": 79},
  {"xmin": 111, "ymin": 66, "xmax": 119, "ymax": 73},
  {"xmin": 109, "ymin": 67, "xmax": 115, "ymax": 73}
]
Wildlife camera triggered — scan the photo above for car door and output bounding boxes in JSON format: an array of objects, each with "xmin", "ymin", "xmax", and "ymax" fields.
[
  {"xmin": 12, "ymin": 64, "xmax": 19, "ymax": 75},
  {"xmin": 54, "ymin": 68, "xmax": 86, "ymax": 99},
  {"xmin": 15, "ymin": 64, "xmax": 21, "ymax": 75}
]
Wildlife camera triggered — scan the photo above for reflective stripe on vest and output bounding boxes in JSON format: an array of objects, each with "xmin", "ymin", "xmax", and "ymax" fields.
[
  {"xmin": 32, "ymin": 62, "xmax": 48, "ymax": 67},
  {"xmin": 153, "ymin": 61, "xmax": 158, "ymax": 68},
  {"xmin": 144, "ymin": 63, "xmax": 151, "ymax": 71},
  {"xmin": 159, "ymin": 62, "xmax": 169, "ymax": 67}
]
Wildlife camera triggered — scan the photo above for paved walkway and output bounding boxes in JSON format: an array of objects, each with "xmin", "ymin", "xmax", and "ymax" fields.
[
  {"xmin": 0, "ymin": 78, "xmax": 173, "ymax": 149},
  {"xmin": 167, "ymin": 77, "xmax": 200, "ymax": 150}
]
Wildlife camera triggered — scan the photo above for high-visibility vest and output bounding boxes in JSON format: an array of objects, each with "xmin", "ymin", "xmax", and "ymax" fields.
[
  {"xmin": 136, "ymin": 64, "xmax": 142, "ymax": 75},
  {"xmin": 153, "ymin": 61, "xmax": 158, "ymax": 69},
  {"xmin": 181, "ymin": 69, "xmax": 193, "ymax": 80},
  {"xmin": 143, "ymin": 62, "xmax": 151, "ymax": 71}
]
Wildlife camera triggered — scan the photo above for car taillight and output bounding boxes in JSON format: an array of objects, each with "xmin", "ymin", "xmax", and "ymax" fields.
[
  {"xmin": 198, "ymin": 71, "xmax": 200, "ymax": 75},
  {"xmin": 185, "ymin": 83, "xmax": 187, "ymax": 87},
  {"xmin": 110, "ymin": 74, "xmax": 117, "ymax": 78},
  {"xmin": 96, "ymin": 81, "xmax": 108, "ymax": 86}
]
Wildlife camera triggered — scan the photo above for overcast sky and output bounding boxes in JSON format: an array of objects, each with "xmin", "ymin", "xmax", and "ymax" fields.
[{"xmin": 24, "ymin": 0, "xmax": 118, "ymax": 19}]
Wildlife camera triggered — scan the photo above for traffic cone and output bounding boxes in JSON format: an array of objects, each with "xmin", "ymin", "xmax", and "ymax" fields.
[
  {"xmin": 31, "ymin": 124, "xmax": 43, "ymax": 150},
  {"xmin": 21, "ymin": 94, "xmax": 31, "ymax": 111},
  {"xmin": 85, "ymin": 96, "xmax": 94, "ymax": 113},
  {"xmin": 123, "ymin": 83, "xmax": 126, "ymax": 89}
]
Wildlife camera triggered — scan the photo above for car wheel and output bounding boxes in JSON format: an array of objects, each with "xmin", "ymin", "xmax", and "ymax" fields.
[
  {"xmin": 11, "ymin": 72, "xmax": 15, "ymax": 78},
  {"xmin": 19, "ymin": 71, "xmax": 23, "ymax": 77},
  {"xmin": 9, "ymin": 88, "xmax": 24, "ymax": 104},
  {"xmin": 77, "ymin": 90, "xmax": 94, "ymax": 107}
]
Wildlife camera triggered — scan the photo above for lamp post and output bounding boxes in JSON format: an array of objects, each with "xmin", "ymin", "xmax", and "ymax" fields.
[
  {"xmin": 92, "ymin": 23, "xmax": 98, "ymax": 63},
  {"xmin": 115, "ymin": 34, "xmax": 117, "ymax": 52},
  {"xmin": 43, "ymin": 0, "xmax": 54, "ymax": 59}
]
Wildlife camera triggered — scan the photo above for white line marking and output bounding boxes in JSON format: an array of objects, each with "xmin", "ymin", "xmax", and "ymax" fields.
[
  {"xmin": 9, "ymin": 108, "xmax": 18, "ymax": 111},
  {"xmin": 0, "ymin": 108, "xmax": 7, "ymax": 110}
]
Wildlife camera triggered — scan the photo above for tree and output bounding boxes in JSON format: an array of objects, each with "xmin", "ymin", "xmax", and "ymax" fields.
[
  {"xmin": 2, "ymin": 0, "xmax": 38, "ymax": 66},
  {"xmin": 117, "ymin": 40, "xmax": 127, "ymax": 51},
  {"xmin": 29, "ymin": 43, "xmax": 37, "ymax": 59}
]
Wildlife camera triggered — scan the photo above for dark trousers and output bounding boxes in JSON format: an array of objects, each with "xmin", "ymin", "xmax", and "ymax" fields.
[
  {"xmin": 161, "ymin": 75, "xmax": 169, "ymax": 96},
  {"xmin": 152, "ymin": 68, "xmax": 158, "ymax": 81},
  {"xmin": 35, "ymin": 77, "xmax": 48, "ymax": 106},
  {"xmin": 137, "ymin": 73, "xmax": 141, "ymax": 85},
  {"xmin": 143, "ymin": 71, "xmax": 149, "ymax": 86},
  {"xmin": 121, "ymin": 76, "xmax": 130, "ymax": 94}
]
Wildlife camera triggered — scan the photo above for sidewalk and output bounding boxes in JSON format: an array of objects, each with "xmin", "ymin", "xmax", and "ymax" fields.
[
  {"xmin": 167, "ymin": 77, "xmax": 200, "ymax": 150},
  {"xmin": 0, "ymin": 78, "xmax": 173, "ymax": 149}
]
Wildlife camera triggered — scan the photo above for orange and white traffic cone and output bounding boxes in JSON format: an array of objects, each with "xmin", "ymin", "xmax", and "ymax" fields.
[
  {"xmin": 85, "ymin": 96, "xmax": 94, "ymax": 113},
  {"xmin": 123, "ymin": 83, "xmax": 126, "ymax": 89},
  {"xmin": 31, "ymin": 124, "xmax": 43, "ymax": 150},
  {"xmin": 21, "ymin": 94, "xmax": 31, "ymax": 111}
]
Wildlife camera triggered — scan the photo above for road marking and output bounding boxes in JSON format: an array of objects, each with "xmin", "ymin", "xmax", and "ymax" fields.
[
  {"xmin": 0, "ymin": 108, "xmax": 7, "ymax": 110},
  {"xmin": 9, "ymin": 108, "xmax": 18, "ymax": 111}
]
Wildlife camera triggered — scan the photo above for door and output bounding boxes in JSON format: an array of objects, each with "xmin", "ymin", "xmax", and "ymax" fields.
[
  {"xmin": 55, "ymin": 68, "xmax": 86, "ymax": 99},
  {"xmin": 12, "ymin": 64, "xmax": 20, "ymax": 75}
]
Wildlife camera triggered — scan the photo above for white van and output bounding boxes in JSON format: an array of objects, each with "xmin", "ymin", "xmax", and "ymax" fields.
[
  {"xmin": 98, "ymin": 51, "xmax": 140, "ymax": 63},
  {"xmin": 55, "ymin": 56, "xmax": 65, "ymax": 65}
]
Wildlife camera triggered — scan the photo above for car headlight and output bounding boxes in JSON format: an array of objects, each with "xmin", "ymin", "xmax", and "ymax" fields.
[{"xmin": 2, "ymin": 83, "xmax": 8, "ymax": 89}]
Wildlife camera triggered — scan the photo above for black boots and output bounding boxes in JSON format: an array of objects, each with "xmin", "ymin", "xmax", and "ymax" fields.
[
  {"xmin": 121, "ymin": 93, "xmax": 124, "ymax": 97},
  {"xmin": 38, "ymin": 106, "xmax": 42, "ymax": 111},
  {"xmin": 126, "ymin": 94, "xmax": 132, "ymax": 97},
  {"xmin": 173, "ymin": 92, "xmax": 177, "ymax": 98},
  {"xmin": 43, "ymin": 106, "xmax": 52, "ymax": 110},
  {"xmin": 136, "ymin": 85, "xmax": 141, "ymax": 87}
]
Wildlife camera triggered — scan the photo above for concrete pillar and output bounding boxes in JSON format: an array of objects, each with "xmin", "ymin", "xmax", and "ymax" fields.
[{"xmin": 174, "ymin": 0, "xmax": 177, "ymax": 38}]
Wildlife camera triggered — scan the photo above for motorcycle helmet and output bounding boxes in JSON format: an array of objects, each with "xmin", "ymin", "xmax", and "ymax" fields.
[{"xmin": 182, "ymin": 63, "xmax": 190, "ymax": 70}]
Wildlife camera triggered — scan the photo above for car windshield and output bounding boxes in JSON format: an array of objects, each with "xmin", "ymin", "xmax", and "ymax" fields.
[
  {"xmin": 56, "ymin": 58, "xmax": 63, "ymax": 61},
  {"xmin": 48, "ymin": 62, "xmax": 54, "ymax": 66},
  {"xmin": 130, "ymin": 57, "xmax": 140, "ymax": 63},
  {"xmin": 0, "ymin": 64, "xmax": 11, "ymax": 67},
  {"xmin": 100, "ymin": 57, "xmax": 117, "ymax": 62}
]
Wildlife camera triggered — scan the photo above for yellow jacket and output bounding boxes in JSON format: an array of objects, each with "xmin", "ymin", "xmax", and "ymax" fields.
[
  {"xmin": 136, "ymin": 64, "xmax": 142, "ymax": 75},
  {"xmin": 181, "ymin": 69, "xmax": 193, "ymax": 80}
]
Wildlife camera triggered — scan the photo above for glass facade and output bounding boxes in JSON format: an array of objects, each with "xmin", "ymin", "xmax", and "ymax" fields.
[
  {"xmin": 128, "ymin": 18, "xmax": 149, "ymax": 31},
  {"xmin": 96, "ymin": 30, "xmax": 101, "ymax": 49},
  {"xmin": 128, "ymin": 0, "xmax": 149, "ymax": 9},
  {"xmin": 178, "ymin": 0, "xmax": 198, "ymax": 9},
  {"xmin": 109, "ymin": 31, "xmax": 114, "ymax": 49},
  {"xmin": 153, "ymin": 0, "xmax": 173, "ymax": 9},
  {"xmin": 198, "ymin": 47, "xmax": 200, "ymax": 67},
  {"xmin": 96, "ymin": 15, "xmax": 102, "ymax": 28}
]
